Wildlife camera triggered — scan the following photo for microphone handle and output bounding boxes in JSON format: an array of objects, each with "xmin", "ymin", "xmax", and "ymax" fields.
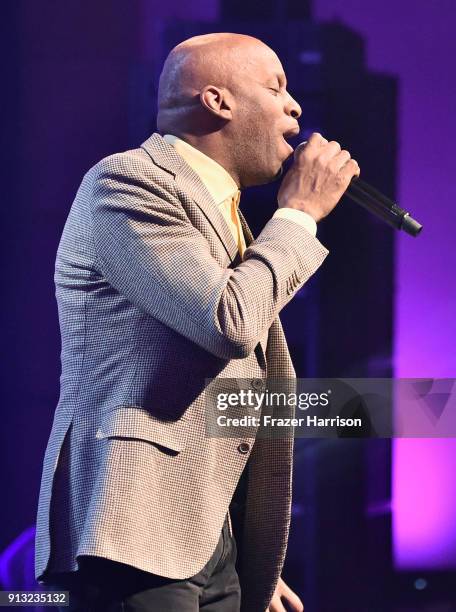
[{"xmin": 346, "ymin": 177, "xmax": 423, "ymax": 237}]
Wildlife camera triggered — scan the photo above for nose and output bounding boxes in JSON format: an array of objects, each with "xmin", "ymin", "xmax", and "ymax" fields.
[{"xmin": 285, "ymin": 93, "xmax": 302, "ymax": 119}]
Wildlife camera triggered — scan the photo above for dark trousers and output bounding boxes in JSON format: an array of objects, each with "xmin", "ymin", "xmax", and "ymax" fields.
[{"xmin": 44, "ymin": 515, "xmax": 240, "ymax": 611}]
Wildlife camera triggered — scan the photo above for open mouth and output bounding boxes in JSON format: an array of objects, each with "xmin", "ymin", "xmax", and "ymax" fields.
[
  {"xmin": 282, "ymin": 126, "xmax": 300, "ymax": 156},
  {"xmin": 282, "ymin": 136, "xmax": 294, "ymax": 151}
]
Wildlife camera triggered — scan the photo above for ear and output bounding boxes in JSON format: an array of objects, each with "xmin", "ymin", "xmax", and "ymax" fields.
[{"xmin": 200, "ymin": 85, "xmax": 233, "ymax": 120}]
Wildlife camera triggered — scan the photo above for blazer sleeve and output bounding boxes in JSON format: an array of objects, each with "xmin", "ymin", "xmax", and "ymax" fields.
[{"xmin": 90, "ymin": 152, "xmax": 329, "ymax": 359}]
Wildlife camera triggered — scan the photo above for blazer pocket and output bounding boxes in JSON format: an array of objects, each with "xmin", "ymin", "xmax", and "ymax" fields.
[{"xmin": 95, "ymin": 405, "xmax": 190, "ymax": 453}]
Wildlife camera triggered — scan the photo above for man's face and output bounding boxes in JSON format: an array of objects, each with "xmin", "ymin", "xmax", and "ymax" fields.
[{"xmin": 228, "ymin": 43, "xmax": 302, "ymax": 188}]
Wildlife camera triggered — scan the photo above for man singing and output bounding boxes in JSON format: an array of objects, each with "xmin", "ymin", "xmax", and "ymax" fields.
[{"xmin": 35, "ymin": 32, "xmax": 359, "ymax": 612}]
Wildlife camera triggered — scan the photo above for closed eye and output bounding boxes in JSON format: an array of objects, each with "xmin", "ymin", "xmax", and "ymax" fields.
[{"xmin": 268, "ymin": 88, "xmax": 281, "ymax": 95}]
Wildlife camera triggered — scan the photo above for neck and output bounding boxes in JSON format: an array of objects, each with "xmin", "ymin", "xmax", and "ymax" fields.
[{"xmin": 169, "ymin": 131, "xmax": 241, "ymax": 188}]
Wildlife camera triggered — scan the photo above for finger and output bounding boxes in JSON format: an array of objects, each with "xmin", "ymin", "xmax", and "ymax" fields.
[
  {"xmin": 339, "ymin": 157, "xmax": 360, "ymax": 181},
  {"xmin": 282, "ymin": 593, "xmax": 304, "ymax": 612},
  {"xmin": 352, "ymin": 158, "xmax": 361, "ymax": 177},
  {"xmin": 280, "ymin": 584, "xmax": 305, "ymax": 612},
  {"xmin": 294, "ymin": 134, "xmax": 328, "ymax": 162},
  {"xmin": 329, "ymin": 149, "xmax": 351, "ymax": 172},
  {"xmin": 268, "ymin": 597, "xmax": 287, "ymax": 612},
  {"xmin": 317, "ymin": 139, "xmax": 342, "ymax": 163},
  {"xmin": 306, "ymin": 132, "xmax": 326, "ymax": 147}
]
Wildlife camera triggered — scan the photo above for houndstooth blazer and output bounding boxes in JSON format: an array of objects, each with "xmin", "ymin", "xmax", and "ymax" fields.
[{"xmin": 34, "ymin": 132, "xmax": 329, "ymax": 612}]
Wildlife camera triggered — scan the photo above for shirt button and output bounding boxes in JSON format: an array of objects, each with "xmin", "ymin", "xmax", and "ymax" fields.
[{"xmin": 237, "ymin": 442, "xmax": 251, "ymax": 454}]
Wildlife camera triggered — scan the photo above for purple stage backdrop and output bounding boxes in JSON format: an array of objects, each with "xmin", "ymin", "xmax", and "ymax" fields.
[
  {"xmin": 314, "ymin": 0, "xmax": 456, "ymax": 569},
  {"xmin": 3, "ymin": 0, "xmax": 455, "ymax": 590}
]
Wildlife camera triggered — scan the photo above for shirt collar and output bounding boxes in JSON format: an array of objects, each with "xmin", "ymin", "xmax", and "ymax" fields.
[{"xmin": 163, "ymin": 134, "xmax": 240, "ymax": 207}]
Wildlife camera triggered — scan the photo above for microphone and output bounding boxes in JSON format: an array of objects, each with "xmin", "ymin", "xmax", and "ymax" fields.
[
  {"xmin": 346, "ymin": 176, "xmax": 423, "ymax": 237},
  {"xmin": 294, "ymin": 140, "xmax": 423, "ymax": 237}
]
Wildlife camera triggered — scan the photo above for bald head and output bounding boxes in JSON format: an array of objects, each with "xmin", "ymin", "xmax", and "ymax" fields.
[
  {"xmin": 157, "ymin": 33, "xmax": 271, "ymax": 134},
  {"xmin": 156, "ymin": 32, "xmax": 301, "ymax": 189}
]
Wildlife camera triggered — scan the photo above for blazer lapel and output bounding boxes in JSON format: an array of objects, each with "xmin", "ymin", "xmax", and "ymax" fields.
[
  {"xmin": 175, "ymin": 166, "xmax": 239, "ymax": 264},
  {"xmin": 141, "ymin": 133, "xmax": 239, "ymax": 264}
]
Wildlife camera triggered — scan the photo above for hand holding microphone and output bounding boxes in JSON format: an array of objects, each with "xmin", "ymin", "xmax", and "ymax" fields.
[
  {"xmin": 277, "ymin": 132, "xmax": 360, "ymax": 221},
  {"xmin": 277, "ymin": 133, "xmax": 422, "ymax": 236}
]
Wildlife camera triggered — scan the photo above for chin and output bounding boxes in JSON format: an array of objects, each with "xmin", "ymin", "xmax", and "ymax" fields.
[
  {"xmin": 264, "ymin": 163, "xmax": 284, "ymax": 185},
  {"xmin": 242, "ymin": 159, "xmax": 284, "ymax": 188},
  {"xmin": 261, "ymin": 164, "xmax": 284, "ymax": 187}
]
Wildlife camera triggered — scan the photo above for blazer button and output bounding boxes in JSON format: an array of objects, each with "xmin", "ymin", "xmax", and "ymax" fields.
[
  {"xmin": 251, "ymin": 378, "xmax": 265, "ymax": 391},
  {"xmin": 238, "ymin": 442, "xmax": 251, "ymax": 454}
]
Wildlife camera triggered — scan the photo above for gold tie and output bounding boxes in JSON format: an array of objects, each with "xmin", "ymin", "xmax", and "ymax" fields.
[{"xmin": 229, "ymin": 190, "xmax": 245, "ymax": 258}]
